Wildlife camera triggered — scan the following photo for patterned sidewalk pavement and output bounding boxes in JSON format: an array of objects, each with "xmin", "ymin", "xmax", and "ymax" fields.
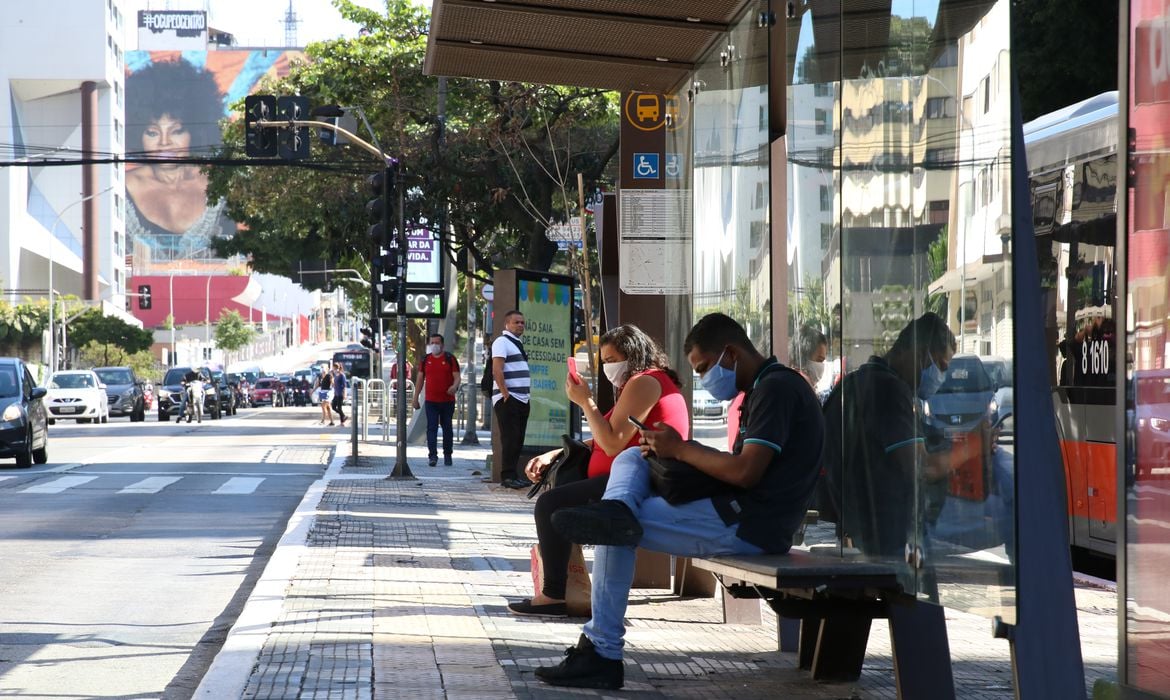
[{"xmin": 217, "ymin": 438, "xmax": 1119, "ymax": 699}]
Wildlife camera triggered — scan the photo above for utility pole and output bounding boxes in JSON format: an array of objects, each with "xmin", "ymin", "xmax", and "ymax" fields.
[{"xmin": 462, "ymin": 255, "xmax": 479, "ymax": 444}]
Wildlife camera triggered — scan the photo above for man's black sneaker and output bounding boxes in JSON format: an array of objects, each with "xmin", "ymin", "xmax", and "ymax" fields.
[
  {"xmin": 428, "ymin": 458, "xmax": 438, "ymax": 467},
  {"xmin": 551, "ymin": 500, "xmax": 643, "ymax": 546},
  {"xmin": 443, "ymin": 455, "xmax": 453, "ymax": 466},
  {"xmin": 502, "ymin": 477, "xmax": 532, "ymax": 490},
  {"xmin": 534, "ymin": 634, "xmax": 623, "ymax": 689}
]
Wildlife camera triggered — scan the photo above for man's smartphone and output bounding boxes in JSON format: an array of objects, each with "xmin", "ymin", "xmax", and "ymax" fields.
[
  {"xmin": 567, "ymin": 357, "xmax": 581, "ymax": 384},
  {"xmin": 627, "ymin": 415, "xmax": 648, "ymax": 430}
]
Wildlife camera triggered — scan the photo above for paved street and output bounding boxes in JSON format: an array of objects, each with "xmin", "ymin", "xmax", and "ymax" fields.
[{"xmin": 0, "ymin": 405, "xmax": 338, "ymax": 699}]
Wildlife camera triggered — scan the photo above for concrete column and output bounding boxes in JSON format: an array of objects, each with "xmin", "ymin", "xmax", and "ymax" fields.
[{"xmin": 80, "ymin": 81, "xmax": 99, "ymax": 300}]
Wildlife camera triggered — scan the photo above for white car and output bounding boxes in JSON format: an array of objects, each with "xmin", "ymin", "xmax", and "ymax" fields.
[
  {"xmin": 692, "ymin": 388, "xmax": 730, "ymax": 422},
  {"xmin": 46, "ymin": 370, "xmax": 109, "ymax": 424}
]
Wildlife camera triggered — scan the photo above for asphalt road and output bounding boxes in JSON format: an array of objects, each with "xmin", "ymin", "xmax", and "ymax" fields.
[{"xmin": 0, "ymin": 404, "xmax": 341, "ymax": 699}]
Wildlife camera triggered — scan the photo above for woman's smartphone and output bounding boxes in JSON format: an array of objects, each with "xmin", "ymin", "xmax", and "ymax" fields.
[
  {"xmin": 567, "ymin": 357, "xmax": 581, "ymax": 384},
  {"xmin": 627, "ymin": 415, "xmax": 648, "ymax": 430}
]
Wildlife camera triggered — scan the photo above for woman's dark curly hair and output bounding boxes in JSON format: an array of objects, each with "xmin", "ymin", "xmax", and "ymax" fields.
[
  {"xmin": 126, "ymin": 59, "xmax": 224, "ymax": 154},
  {"xmin": 599, "ymin": 324, "xmax": 681, "ymax": 388}
]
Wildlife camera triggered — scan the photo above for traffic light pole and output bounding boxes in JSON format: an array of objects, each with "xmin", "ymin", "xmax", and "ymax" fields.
[
  {"xmin": 392, "ymin": 169, "xmax": 411, "ymax": 478},
  {"xmin": 255, "ymin": 111, "xmax": 412, "ymax": 476}
]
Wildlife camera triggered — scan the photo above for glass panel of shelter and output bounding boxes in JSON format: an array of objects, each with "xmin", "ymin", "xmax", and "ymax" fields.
[{"xmin": 789, "ymin": 0, "xmax": 1016, "ymax": 621}]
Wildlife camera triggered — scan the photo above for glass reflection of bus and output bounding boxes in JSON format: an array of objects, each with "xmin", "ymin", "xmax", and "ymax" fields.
[
  {"xmin": 1024, "ymin": 91, "xmax": 1119, "ymax": 560},
  {"xmin": 332, "ymin": 350, "xmax": 372, "ymax": 380}
]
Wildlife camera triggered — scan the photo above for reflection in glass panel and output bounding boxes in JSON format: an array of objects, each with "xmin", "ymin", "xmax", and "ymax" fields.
[
  {"xmin": 1125, "ymin": 0, "xmax": 1170, "ymax": 692},
  {"xmin": 791, "ymin": 0, "xmax": 1015, "ymax": 621},
  {"xmin": 691, "ymin": 4, "xmax": 771, "ymax": 353}
]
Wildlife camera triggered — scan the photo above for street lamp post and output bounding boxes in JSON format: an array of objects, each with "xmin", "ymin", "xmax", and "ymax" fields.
[
  {"xmin": 205, "ymin": 274, "xmax": 213, "ymax": 349},
  {"xmin": 47, "ymin": 185, "xmax": 113, "ymax": 371}
]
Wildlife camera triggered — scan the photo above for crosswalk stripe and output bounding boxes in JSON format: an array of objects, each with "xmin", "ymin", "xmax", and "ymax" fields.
[
  {"xmin": 213, "ymin": 477, "xmax": 264, "ymax": 495},
  {"xmin": 0, "ymin": 476, "xmax": 15, "ymax": 483},
  {"xmin": 118, "ymin": 476, "xmax": 182, "ymax": 494},
  {"xmin": 21, "ymin": 476, "xmax": 99, "ymax": 494}
]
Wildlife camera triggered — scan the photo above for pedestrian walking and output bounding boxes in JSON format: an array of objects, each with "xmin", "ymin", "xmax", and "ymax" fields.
[
  {"xmin": 331, "ymin": 362, "xmax": 348, "ymax": 426},
  {"xmin": 491, "ymin": 310, "xmax": 531, "ymax": 489},
  {"xmin": 413, "ymin": 333, "xmax": 461, "ymax": 467},
  {"xmin": 315, "ymin": 370, "xmax": 334, "ymax": 425}
]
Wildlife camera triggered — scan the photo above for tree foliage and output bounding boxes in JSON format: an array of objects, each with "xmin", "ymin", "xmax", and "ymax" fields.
[
  {"xmin": 206, "ymin": 0, "xmax": 618, "ymax": 290},
  {"xmin": 76, "ymin": 341, "xmax": 159, "ymax": 379},
  {"xmin": 68, "ymin": 310, "xmax": 154, "ymax": 356},
  {"xmin": 1014, "ymin": 0, "xmax": 1118, "ymax": 121},
  {"xmin": 214, "ymin": 309, "xmax": 256, "ymax": 352}
]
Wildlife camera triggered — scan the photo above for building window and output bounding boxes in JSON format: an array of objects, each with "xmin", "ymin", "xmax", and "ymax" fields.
[
  {"xmin": 754, "ymin": 182, "xmax": 766, "ymax": 209},
  {"xmin": 749, "ymin": 221, "xmax": 766, "ymax": 248},
  {"xmin": 815, "ymin": 108, "xmax": 829, "ymax": 135},
  {"xmin": 925, "ymin": 96, "xmax": 954, "ymax": 119},
  {"xmin": 759, "ymin": 105, "xmax": 766, "ymax": 131},
  {"xmin": 819, "ymin": 185, "xmax": 831, "ymax": 211}
]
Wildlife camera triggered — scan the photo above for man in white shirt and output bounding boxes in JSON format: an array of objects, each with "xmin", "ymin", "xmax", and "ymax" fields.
[{"xmin": 491, "ymin": 310, "xmax": 531, "ymax": 489}]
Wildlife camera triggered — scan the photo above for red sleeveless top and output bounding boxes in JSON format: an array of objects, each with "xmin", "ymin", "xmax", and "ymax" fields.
[{"xmin": 587, "ymin": 368, "xmax": 690, "ymax": 478}]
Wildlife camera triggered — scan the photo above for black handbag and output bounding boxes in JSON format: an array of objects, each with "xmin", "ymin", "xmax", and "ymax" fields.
[
  {"xmin": 527, "ymin": 434, "xmax": 592, "ymax": 498},
  {"xmin": 647, "ymin": 455, "xmax": 734, "ymax": 505}
]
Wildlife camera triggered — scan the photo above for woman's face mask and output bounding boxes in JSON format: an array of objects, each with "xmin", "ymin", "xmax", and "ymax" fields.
[
  {"xmin": 918, "ymin": 354, "xmax": 945, "ymax": 399},
  {"xmin": 602, "ymin": 360, "xmax": 630, "ymax": 387},
  {"xmin": 700, "ymin": 348, "xmax": 738, "ymax": 401},
  {"xmin": 805, "ymin": 360, "xmax": 825, "ymax": 385}
]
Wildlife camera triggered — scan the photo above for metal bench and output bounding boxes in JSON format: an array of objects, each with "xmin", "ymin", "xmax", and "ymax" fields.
[{"xmin": 692, "ymin": 548, "xmax": 956, "ymax": 699}]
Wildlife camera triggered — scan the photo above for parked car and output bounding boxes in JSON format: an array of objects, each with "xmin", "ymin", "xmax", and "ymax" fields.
[
  {"xmin": 980, "ymin": 356, "xmax": 1013, "ymax": 433},
  {"xmin": 0, "ymin": 357, "xmax": 49, "ymax": 467},
  {"xmin": 923, "ymin": 354, "xmax": 997, "ymax": 502},
  {"xmin": 157, "ymin": 367, "xmax": 219, "ymax": 421},
  {"xmin": 93, "ymin": 366, "xmax": 147, "ymax": 422},
  {"xmin": 691, "ymin": 387, "xmax": 729, "ymax": 422},
  {"xmin": 46, "ymin": 369, "xmax": 109, "ymax": 424},
  {"xmin": 251, "ymin": 377, "xmax": 283, "ymax": 406}
]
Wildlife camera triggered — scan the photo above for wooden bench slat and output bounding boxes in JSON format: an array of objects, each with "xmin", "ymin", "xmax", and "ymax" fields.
[{"xmin": 692, "ymin": 550, "xmax": 904, "ymax": 592}]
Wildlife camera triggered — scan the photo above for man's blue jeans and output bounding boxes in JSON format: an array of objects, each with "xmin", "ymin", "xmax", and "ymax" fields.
[
  {"xmin": 582, "ymin": 447, "xmax": 763, "ymax": 660},
  {"xmin": 424, "ymin": 400, "xmax": 455, "ymax": 460}
]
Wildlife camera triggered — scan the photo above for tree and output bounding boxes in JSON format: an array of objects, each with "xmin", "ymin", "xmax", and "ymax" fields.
[
  {"xmin": 76, "ymin": 341, "xmax": 159, "ymax": 379},
  {"xmin": 1014, "ymin": 0, "xmax": 1118, "ymax": 121},
  {"xmin": 67, "ymin": 310, "xmax": 153, "ymax": 358},
  {"xmin": 206, "ymin": 0, "xmax": 618, "ymax": 288},
  {"xmin": 214, "ymin": 309, "xmax": 256, "ymax": 369}
]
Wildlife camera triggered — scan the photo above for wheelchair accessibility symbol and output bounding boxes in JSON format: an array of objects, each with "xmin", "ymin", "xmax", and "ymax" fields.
[{"xmin": 633, "ymin": 153, "xmax": 659, "ymax": 179}]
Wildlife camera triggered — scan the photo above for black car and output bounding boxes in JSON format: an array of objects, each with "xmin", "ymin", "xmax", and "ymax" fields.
[
  {"xmin": 0, "ymin": 358, "xmax": 49, "ymax": 467},
  {"xmin": 157, "ymin": 367, "xmax": 220, "ymax": 421},
  {"xmin": 93, "ymin": 366, "xmax": 147, "ymax": 422},
  {"xmin": 208, "ymin": 370, "xmax": 236, "ymax": 416}
]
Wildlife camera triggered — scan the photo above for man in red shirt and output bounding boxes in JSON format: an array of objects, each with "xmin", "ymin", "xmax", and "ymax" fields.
[{"xmin": 413, "ymin": 333, "xmax": 461, "ymax": 466}]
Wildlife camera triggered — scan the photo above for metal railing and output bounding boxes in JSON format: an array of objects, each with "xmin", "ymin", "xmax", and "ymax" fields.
[{"xmin": 362, "ymin": 379, "xmax": 387, "ymax": 442}]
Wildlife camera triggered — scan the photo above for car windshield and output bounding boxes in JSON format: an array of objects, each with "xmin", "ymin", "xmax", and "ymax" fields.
[
  {"xmin": 210, "ymin": 371, "xmax": 224, "ymax": 382},
  {"xmin": 95, "ymin": 369, "xmax": 133, "ymax": 385},
  {"xmin": 982, "ymin": 360, "xmax": 1013, "ymax": 388},
  {"xmin": 937, "ymin": 358, "xmax": 993, "ymax": 394},
  {"xmin": 163, "ymin": 369, "xmax": 189, "ymax": 385},
  {"xmin": 256, "ymin": 379, "xmax": 275, "ymax": 388},
  {"xmin": 0, "ymin": 368, "xmax": 19, "ymax": 397},
  {"xmin": 50, "ymin": 373, "xmax": 95, "ymax": 389}
]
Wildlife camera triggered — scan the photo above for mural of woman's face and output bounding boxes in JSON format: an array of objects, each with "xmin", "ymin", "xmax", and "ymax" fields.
[{"xmin": 142, "ymin": 114, "xmax": 191, "ymax": 163}]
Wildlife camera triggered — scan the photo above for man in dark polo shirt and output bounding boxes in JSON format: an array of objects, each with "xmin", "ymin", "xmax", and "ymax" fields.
[
  {"xmin": 821, "ymin": 312, "xmax": 956, "ymax": 560},
  {"xmin": 536, "ymin": 313, "xmax": 824, "ymax": 690}
]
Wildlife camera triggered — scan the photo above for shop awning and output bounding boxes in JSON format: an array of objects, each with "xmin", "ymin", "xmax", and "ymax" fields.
[{"xmin": 423, "ymin": 0, "xmax": 752, "ymax": 93}]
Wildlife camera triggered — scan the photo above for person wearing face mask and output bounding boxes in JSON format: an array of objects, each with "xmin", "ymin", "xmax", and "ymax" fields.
[
  {"xmin": 792, "ymin": 325, "xmax": 829, "ymax": 392},
  {"xmin": 535, "ymin": 314, "xmax": 824, "ymax": 689},
  {"xmin": 820, "ymin": 312, "xmax": 956, "ymax": 563},
  {"xmin": 508, "ymin": 324, "xmax": 688, "ymax": 619},
  {"xmin": 413, "ymin": 333, "xmax": 461, "ymax": 467}
]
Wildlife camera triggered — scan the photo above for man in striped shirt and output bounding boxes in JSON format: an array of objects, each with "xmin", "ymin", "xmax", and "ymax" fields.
[{"xmin": 492, "ymin": 310, "xmax": 532, "ymax": 489}]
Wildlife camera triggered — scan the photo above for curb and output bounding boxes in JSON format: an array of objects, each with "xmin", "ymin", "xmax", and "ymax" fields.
[{"xmin": 191, "ymin": 439, "xmax": 350, "ymax": 699}]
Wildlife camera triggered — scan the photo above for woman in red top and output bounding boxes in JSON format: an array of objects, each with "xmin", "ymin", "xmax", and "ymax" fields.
[{"xmin": 508, "ymin": 324, "xmax": 689, "ymax": 617}]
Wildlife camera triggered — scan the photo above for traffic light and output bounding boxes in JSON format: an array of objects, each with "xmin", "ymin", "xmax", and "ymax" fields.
[
  {"xmin": 359, "ymin": 326, "xmax": 379, "ymax": 352},
  {"xmin": 244, "ymin": 95, "xmax": 278, "ymax": 157},
  {"xmin": 366, "ymin": 164, "xmax": 397, "ymax": 246},
  {"xmin": 137, "ymin": 284, "xmax": 152, "ymax": 310},
  {"xmin": 376, "ymin": 249, "xmax": 404, "ymax": 305},
  {"xmin": 276, "ymin": 96, "xmax": 310, "ymax": 160}
]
